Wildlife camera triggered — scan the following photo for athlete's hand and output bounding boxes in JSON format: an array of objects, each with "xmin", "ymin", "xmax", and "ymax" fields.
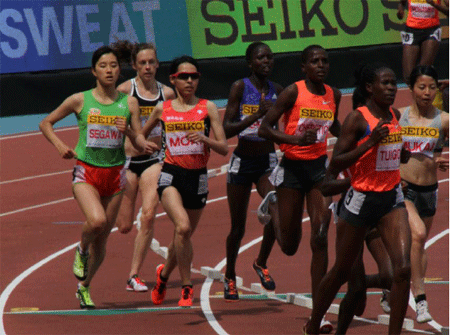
[
  {"xmin": 186, "ymin": 131, "xmax": 205, "ymax": 143},
  {"xmin": 56, "ymin": 143, "xmax": 77, "ymax": 159},
  {"xmin": 438, "ymin": 79, "xmax": 449, "ymax": 91},
  {"xmin": 115, "ymin": 117, "xmax": 127, "ymax": 133},
  {"xmin": 400, "ymin": 179, "xmax": 409, "ymax": 195},
  {"xmin": 257, "ymin": 93, "xmax": 273, "ymax": 117},
  {"xmin": 435, "ymin": 156, "xmax": 449, "ymax": 171},
  {"xmin": 397, "ymin": 4, "xmax": 405, "ymax": 20},
  {"xmin": 400, "ymin": 147, "xmax": 411, "ymax": 164},
  {"xmin": 298, "ymin": 128, "xmax": 318, "ymax": 146},
  {"xmin": 367, "ymin": 119, "xmax": 390, "ymax": 147},
  {"xmin": 143, "ymin": 141, "xmax": 159, "ymax": 155}
]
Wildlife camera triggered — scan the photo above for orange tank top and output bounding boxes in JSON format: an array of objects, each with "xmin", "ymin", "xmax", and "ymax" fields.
[
  {"xmin": 350, "ymin": 107, "xmax": 402, "ymax": 192},
  {"xmin": 406, "ymin": 0, "xmax": 440, "ymax": 29},
  {"xmin": 280, "ymin": 80, "xmax": 336, "ymax": 160},
  {"xmin": 161, "ymin": 99, "xmax": 210, "ymax": 169}
]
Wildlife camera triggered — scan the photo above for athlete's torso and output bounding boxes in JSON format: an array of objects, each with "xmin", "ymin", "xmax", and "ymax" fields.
[
  {"xmin": 280, "ymin": 80, "xmax": 336, "ymax": 160},
  {"xmin": 75, "ymin": 89, "xmax": 131, "ymax": 167},
  {"xmin": 238, "ymin": 78, "xmax": 278, "ymax": 142},
  {"xmin": 125, "ymin": 79, "xmax": 166, "ymax": 158},
  {"xmin": 350, "ymin": 106, "xmax": 403, "ymax": 192},
  {"xmin": 406, "ymin": 0, "xmax": 441, "ymax": 29},
  {"xmin": 399, "ymin": 106, "xmax": 445, "ymax": 158},
  {"xmin": 161, "ymin": 99, "xmax": 211, "ymax": 169}
]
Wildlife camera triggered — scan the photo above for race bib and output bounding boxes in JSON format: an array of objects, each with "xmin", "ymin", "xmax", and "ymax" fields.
[
  {"xmin": 402, "ymin": 126, "xmax": 439, "ymax": 158},
  {"xmin": 239, "ymin": 104, "xmax": 264, "ymax": 140},
  {"xmin": 294, "ymin": 108, "xmax": 334, "ymax": 143},
  {"xmin": 165, "ymin": 121, "xmax": 205, "ymax": 156},
  {"xmin": 86, "ymin": 115, "xmax": 124, "ymax": 148},
  {"xmin": 410, "ymin": 2, "xmax": 436, "ymax": 19},
  {"xmin": 376, "ymin": 132, "xmax": 403, "ymax": 171}
]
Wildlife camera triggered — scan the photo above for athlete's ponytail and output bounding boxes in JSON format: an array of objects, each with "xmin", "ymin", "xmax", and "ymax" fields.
[{"xmin": 110, "ymin": 40, "xmax": 158, "ymax": 66}]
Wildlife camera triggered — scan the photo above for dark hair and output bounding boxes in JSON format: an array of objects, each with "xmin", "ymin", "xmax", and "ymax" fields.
[
  {"xmin": 169, "ymin": 55, "xmax": 199, "ymax": 75},
  {"xmin": 409, "ymin": 65, "xmax": 439, "ymax": 88},
  {"xmin": 91, "ymin": 46, "xmax": 120, "ymax": 69},
  {"xmin": 301, "ymin": 45, "xmax": 325, "ymax": 64},
  {"xmin": 352, "ymin": 62, "xmax": 391, "ymax": 109},
  {"xmin": 111, "ymin": 40, "xmax": 157, "ymax": 65},
  {"xmin": 245, "ymin": 42, "xmax": 269, "ymax": 63}
]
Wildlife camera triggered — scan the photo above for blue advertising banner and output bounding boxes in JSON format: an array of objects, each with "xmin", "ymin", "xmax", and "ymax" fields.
[{"xmin": 0, "ymin": 0, "xmax": 191, "ymax": 74}]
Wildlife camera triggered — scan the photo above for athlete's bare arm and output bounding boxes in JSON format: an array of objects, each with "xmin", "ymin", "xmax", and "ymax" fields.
[
  {"xmin": 39, "ymin": 93, "xmax": 84, "ymax": 159},
  {"xmin": 187, "ymin": 100, "xmax": 228, "ymax": 156}
]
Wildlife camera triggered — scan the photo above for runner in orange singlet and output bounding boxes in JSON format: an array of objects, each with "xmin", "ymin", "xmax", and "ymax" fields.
[
  {"xmin": 304, "ymin": 63, "xmax": 412, "ymax": 335},
  {"xmin": 141, "ymin": 56, "xmax": 228, "ymax": 308},
  {"xmin": 397, "ymin": 0, "xmax": 448, "ymax": 84},
  {"xmin": 259, "ymin": 45, "xmax": 341, "ymax": 334}
]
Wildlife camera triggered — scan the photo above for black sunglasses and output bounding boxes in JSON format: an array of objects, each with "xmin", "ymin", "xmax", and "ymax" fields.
[{"xmin": 171, "ymin": 72, "xmax": 201, "ymax": 80}]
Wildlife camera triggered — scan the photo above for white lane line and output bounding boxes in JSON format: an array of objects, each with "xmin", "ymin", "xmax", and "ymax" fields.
[
  {"xmin": 0, "ymin": 170, "xmax": 72, "ymax": 185},
  {"xmin": 0, "ymin": 198, "xmax": 74, "ymax": 218},
  {"xmin": 0, "ymin": 126, "xmax": 78, "ymax": 141}
]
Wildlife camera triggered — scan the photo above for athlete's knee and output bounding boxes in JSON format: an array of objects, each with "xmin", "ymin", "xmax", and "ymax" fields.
[
  {"xmin": 279, "ymin": 239, "xmax": 300, "ymax": 256},
  {"xmin": 175, "ymin": 223, "xmax": 192, "ymax": 239},
  {"xmin": 411, "ymin": 228, "xmax": 427, "ymax": 246},
  {"xmin": 310, "ymin": 229, "xmax": 328, "ymax": 252},
  {"xmin": 392, "ymin": 262, "xmax": 411, "ymax": 284},
  {"xmin": 379, "ymin": 272, "xmax": 393, "ymax": 289},
  {"xmin": 139, "ymin": 209, "xmax": 156, "ymax": 231},
  {"xmin": 229, "ymin": 223, "xmax": 245, "ymax": 241},
  {"xmin": 117, "ymin": 220, "xmax": 133, "ymax": 234},
  {"xmin": 87, "ymin": 217, "xmax": 108, "ymax": 235}
]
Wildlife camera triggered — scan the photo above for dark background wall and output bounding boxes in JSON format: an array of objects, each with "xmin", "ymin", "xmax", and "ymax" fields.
[{"xmin": 1, "ymin": 41, "xmax": 448, "ymax": 117}]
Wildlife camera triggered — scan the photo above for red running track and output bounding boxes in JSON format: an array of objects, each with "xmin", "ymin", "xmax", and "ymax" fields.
[{"xmin": 1, "ymin": 91, "xmax": 448, "ymax": 334}]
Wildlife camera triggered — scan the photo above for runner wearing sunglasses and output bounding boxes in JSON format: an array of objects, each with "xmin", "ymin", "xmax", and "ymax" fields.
[{"xmin": 141, "ymin": 55, "xmax": 228, "ymax": 307}]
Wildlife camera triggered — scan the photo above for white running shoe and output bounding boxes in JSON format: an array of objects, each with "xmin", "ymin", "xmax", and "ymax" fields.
[
  {"xmin": 380, "ymin": 289, "xmax": 391, "ymax": 314},
  {"xmin": 257, "ymin": 191, "xmax": 277, "ymax": 225},
  {"xmin": 416, "ymin": 300, "xmax": 432, "ymax": 323},
  {"xmin": 319, "ymin": 318, "xmax": 333, "ymax": 334},
  {"xmin": 126, "ymin": 275, "xmax": 148, "ymax": 292}
]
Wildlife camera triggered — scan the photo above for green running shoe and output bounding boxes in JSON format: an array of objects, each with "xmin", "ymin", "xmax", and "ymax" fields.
[
  {"xmin": 76, "ymin": 284, "xmax": 95, "ymax": 309},
  {"xmin": 73, "ymin": 245, "xmax": 89, "ymax": 281}
]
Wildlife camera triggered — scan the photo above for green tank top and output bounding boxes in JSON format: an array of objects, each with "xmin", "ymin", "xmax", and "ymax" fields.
[{"xmin": 74, "ymin": 90, "xmax": 131, "ymax": 167}]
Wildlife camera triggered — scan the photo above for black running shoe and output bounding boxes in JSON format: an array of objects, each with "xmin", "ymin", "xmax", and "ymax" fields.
[
  {"xmin": 224, "ymin": 277, "xmax": 239, "ymax": 301},
  {"xmin": 252, "ymin": 261, "xmax": 275, "ymax": 291}
]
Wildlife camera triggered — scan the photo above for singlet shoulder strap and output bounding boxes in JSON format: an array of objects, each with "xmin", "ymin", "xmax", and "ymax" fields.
[
  {"xmin": 129, "ymin": 78, "xmax": 136, "ymax": 96},
  {"xmin": 156, "ymin": 81, "xmax": 165, "ymax": 101}
]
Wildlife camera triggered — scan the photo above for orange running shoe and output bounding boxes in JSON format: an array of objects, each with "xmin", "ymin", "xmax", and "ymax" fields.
[
  {"xmin": 178, "ymin": 286, "xmax": 193, "ymax": 307},
  {"xmin": 151, "ymin": 264, "xmax": 167, "ymax": 305}
]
